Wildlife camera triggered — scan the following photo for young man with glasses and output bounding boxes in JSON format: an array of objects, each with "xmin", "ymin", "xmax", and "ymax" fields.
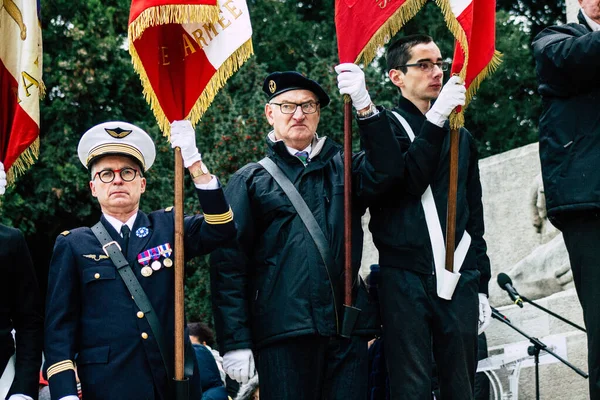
[
  {"xmin": 346, "ymin": 34, "xmax": 492, "ymax": 399},
  {"xmin": 44, "ymin": 121, "xmax": 236, "ymax": 400},
  {"xmin": 209, "ymin": 70, "xmax": 402, "ymax": 400}
]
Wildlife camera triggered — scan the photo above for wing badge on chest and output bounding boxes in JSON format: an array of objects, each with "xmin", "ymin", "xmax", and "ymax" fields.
[{"xmin": 82, "ymin": 254, "xmax": 109, "ymax": 262}]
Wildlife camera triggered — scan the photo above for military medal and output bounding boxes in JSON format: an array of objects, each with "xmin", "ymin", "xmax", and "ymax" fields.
[
  {"xmin": 159, "ymin": 243, "xmax": 173, "ymax": 268},
  {"xmin": 150, "ymin": 247, "xmax": 162, "ymax": 271},
  {"xmin": 137, "ymin": 250, "xmax": 154, "ymax": 278}
]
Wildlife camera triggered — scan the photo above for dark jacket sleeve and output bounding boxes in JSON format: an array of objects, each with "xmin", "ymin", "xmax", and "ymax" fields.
[
  {"xmin": 7, "ymin": 231, "xmax": 43, "ymax": 399},
  {"xmin": 352, "ymin": 109, "xmax": 404, "ymax": 199},
  {"xmin": 44, "ymin": 235, "xmax": 80, "ymax": 399},
  {"xmin": 465, "ymin": 136, "xmax": 491, "ymax": 295},
  {"xmin": 532, "ymin": 22, "xmax": 600, "ymax": 92},
  {"xmin": 183, "ymin": 186, "xmax": 237, "ymax": 259},
  {"xmin": 209, "ymin": 172, "xmax": 255, "ymax": 354}
]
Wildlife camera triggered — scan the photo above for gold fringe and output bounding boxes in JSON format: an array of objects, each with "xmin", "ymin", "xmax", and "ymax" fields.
[
  {"xmin": 128, "ymin": 4, "xmax": 220, "ymax": 43},
  {"xmin": 434, "ymin": 0, "xmax": 502, "ymax": 129},
  {"xmin": 6, "ymin": 137, "xmax": 39, "ymax": 186},
  {"xmin": 355, "ymin": 0, "xmax": 429, "ymax": 65},
  {"xmin": 129, "ymin": 38, "xmax": 254, "ymax": 137}
]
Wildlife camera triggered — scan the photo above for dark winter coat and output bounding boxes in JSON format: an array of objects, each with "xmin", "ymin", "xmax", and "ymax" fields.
[
  {"xmin": 532, "ymin": 11, "xmax": 600, "ymax": 224},
  {"xmin": 210, "ymin": 115, "xmax": 401, "ymax": 353}
]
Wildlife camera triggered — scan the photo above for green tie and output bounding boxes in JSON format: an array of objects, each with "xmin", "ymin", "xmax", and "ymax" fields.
[{"xmin": 295, "ymin": 151, "xmax": 309, "ymax": 165}]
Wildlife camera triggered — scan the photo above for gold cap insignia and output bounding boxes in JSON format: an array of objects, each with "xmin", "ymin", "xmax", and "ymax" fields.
[
  {"xmin": 269, "ymin": 80, "xmax": 276, "ymax": 94},
  {"xmin": 105, "ymin": 127, "xmax": 133, "ymax": 138}
]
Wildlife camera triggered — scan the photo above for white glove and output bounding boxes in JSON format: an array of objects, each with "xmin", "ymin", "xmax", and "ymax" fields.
[
  {"xmin": 8, "ymin": 395, "xmax": 34, "ymax": 400},
  {"xmin": 222, "ymin": 349, "xmax": 256, "ymax": 384},
  {"xmin": 0, "ymin": 161, "xmax": 7, "ymax": 195},
  {"xmin": 425, "ymin": 75, "xmax": 466, "ymax": 127},
  {"xmin": 478, "ymin": 293, "xmax": 492, "ymax": 335},
  {"xmin": 170, "ymin": 120, "xmax": 202, "ymax": 168},
  {"xmin": 335, "ymin": 63, "xmax": 372, "ymax": 111}
]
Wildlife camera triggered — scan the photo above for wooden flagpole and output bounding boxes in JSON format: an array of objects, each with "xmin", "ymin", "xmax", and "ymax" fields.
[
  {"xmin": 174, "ymin": 148, "xmax": 186, "ymax": 382},
  {"xmin": 444, "ymin": 127, "xmax": 459, "ymax": 272}
]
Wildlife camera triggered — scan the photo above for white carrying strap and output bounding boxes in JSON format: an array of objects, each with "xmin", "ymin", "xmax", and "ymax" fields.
[
  {"xmin": 391, "ymin": 111, "xmax": 471, "ymax": 299},
  {"xmin": 0, "ymin": 354, "xmax": 15, "ymax": 399}
]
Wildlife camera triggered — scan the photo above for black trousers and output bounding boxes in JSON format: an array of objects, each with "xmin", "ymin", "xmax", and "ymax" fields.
[
  {"xmin": 561, "ymin": 213, "xmax": 600, "ymax": 400},
  {"xmin": 379, "ymin": 267, "xmax": 479, "ymax": 400},
  {"xmin": 255, "ymin": 334, "xmax": 368, "ymax": 400}
]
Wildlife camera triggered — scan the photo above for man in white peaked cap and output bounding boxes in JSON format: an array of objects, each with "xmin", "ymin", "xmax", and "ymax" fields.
[{"xmin": 44, "ymin": 120, "xmax": 236, "ymax": 400}]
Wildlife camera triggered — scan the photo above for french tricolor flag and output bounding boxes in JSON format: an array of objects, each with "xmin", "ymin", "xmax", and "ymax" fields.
[
  {"xmin": 0, "ymin": 0, "xmax": 43, "ymax": 183},
  {"xmin": 128, "ymin": 0, "xmax": 253, "ymax": 136}
]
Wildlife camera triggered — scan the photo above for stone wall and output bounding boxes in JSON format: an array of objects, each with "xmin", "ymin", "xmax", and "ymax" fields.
[{"xmin": 567, "ymin": 0, "xmax": 580, "ymax": 23}]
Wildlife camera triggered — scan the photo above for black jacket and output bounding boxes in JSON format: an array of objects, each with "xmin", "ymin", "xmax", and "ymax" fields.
[
  {"xmin": 532, "ymin": 11, "xmax": 600, "ymax": 223},
  {"xmin": 210, "ymin": 114, "xmax": 401, "ymax": 353},
  {"xmin": 0, "ymin": 225, "xmax": 43, "ymax": 400},
  {"xmin": 366, "ymin": 97, "xmax": 491, "ymax": 295}
]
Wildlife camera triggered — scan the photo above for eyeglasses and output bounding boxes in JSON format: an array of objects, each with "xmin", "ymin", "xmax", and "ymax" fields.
[
  {"xmin": 395, "ymin": 61, "xmax": 449, "ymax": 72},
  {"xmin": 94, "ymin": 167, "xmax": 140, "ymax": 183},
  {"xmin": 269, "ymin": 101, "xmax": 320, "ymax": 115}
]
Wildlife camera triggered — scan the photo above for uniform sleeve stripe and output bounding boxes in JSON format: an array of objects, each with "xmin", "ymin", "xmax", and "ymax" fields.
[
  {"xmin": 204, "ymin": 208, "xmax": 234, "ymax": 224},
  {"xmin": 47, "ymin": 360, "xmax": 75, "ymax": 378}
]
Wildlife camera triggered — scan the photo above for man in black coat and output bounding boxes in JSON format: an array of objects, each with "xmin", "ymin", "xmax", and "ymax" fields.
[
  {"xmin": 357, "ymin": 35, "xmax": 492, "ymax": 400},
  {"xmin": 532, "ymin": 1, "xmax": 600, "ymax": 398},
  {"xmin": 44, "ymin": 121, "xmax": 236, "ymax": 400},
  {"xmin": 210, "ymin": 69, "xmax": 401, "ymax": 400},
  {"xmin": 0, "ymin": 162, "xmax": 44, "ymax": 400}
]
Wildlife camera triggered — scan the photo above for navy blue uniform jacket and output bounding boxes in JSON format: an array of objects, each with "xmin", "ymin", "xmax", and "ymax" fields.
[{"xmin": 44, "ymin": 188, "xmax": 236, "ymax": 400}]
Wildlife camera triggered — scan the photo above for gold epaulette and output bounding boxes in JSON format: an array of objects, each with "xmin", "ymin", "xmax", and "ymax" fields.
[
  {"xmin": 165, "ymin": 206, "xmax": 174, "ymax": 212},
  {"xmin": 60, "ymin": 230, "xmax": 70, "ymax": 236},
  {"xmin": 204, "ymin": 207, "xmax": 234, "ymax": 225},
  {"xmin": 47, "ymin": 360, "xmax": 75, "ymax": 378}
]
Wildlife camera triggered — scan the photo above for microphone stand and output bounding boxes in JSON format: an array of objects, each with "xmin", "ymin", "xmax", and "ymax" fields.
[
  {"xmin": 491, "ymin": 313, "xmax": 588, "ymax": 400},
  {"xmin": 520, "ymin": 294, "xmax": 586, "ymax": 332}
]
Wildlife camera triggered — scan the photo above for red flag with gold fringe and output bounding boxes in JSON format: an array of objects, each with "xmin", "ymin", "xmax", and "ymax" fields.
[
  {"xmin": 0, "ymin": 0, "xmax": 43, "ymax": 184},
  {"xmin": 128, "ymin": 0, "xmax": 253, "ymax": 135},
  {"xmin": 435, "ymin": 0, "xmax": 501, "ymax": 127},
  {"xmin": 335, "ymin": 0, "xmax": 429, "ymax": 64}
]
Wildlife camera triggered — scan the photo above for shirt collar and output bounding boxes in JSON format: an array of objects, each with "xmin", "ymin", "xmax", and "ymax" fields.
[
  {"xmin": 582, "ymin": 8, "xmax": 600, "ymax": 31},
  {"xmin": 104, "ymin": 213, "xmax": 137, "ymax": 236}
]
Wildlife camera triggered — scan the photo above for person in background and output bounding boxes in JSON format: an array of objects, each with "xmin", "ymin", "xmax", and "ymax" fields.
[
  {"xmin": 188, "ymin": 322, "xmax": 228, "ymax": 400},
  {"xmin": 0, "ymin": 161, "xmax": 44, "ymax": 400}
]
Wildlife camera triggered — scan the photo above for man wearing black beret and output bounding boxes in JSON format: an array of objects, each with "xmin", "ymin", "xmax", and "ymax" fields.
[{"xmin": 210, "ymin": 68, "xmax": 402, "ymax": 400}]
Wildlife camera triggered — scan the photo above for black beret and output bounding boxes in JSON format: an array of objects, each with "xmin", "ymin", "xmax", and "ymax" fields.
[{"xmin": 262, "ymin": 71, "xmax": 330, "ymax": 108}]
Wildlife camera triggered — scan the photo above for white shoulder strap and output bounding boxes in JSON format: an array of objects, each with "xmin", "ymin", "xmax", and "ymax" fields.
[{"xmin": 390, "ymin": 111, "xmax": 471, "ymax": 299}]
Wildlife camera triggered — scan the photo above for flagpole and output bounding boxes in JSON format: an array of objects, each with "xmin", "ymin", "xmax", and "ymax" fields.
[
  {"xmin": 344, "ymin": 100, "xmax": 352, "ymax": 307},
  {"xmin": 174, "ymin": 148, "xmax": 188, "ymax": 397},
  {"xmin": 444, "ymin": 127, "xmax": 459, "ymax": 272},
  {"xmin": 340, "ymin": 96, "xmax": 361, "ymax": 339}
]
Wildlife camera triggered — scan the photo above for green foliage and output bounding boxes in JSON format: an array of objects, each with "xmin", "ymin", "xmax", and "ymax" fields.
[{"xmin": 1, "ymin": 0, "xmax": 557, "ymax": 327}]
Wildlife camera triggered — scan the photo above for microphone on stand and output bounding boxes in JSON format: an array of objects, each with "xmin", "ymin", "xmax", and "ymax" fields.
[
  {"xmin": 491, "ymin": 307, "xmax": 511, "ymax": 323},
  {"xmin": 497, "ymin": 273, "xmax": 524, "ymax": 308}
]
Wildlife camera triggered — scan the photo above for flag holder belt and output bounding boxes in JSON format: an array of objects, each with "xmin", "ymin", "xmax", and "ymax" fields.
[
  {"xmin": 259, "ymin": 156, "xmax": 360, "ymax": 337},
  {"xmin": 91, "ymin": 222, "xmax": 193, "ymax": 394}
]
